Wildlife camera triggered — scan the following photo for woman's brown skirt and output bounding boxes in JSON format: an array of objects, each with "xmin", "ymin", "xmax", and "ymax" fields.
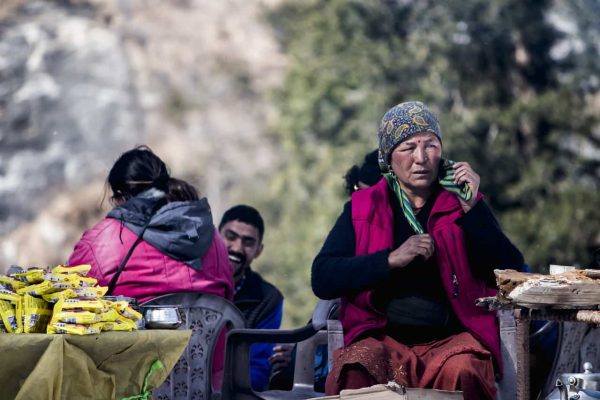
[{"xmin": 325, "ymin": 331, "xmax": 496, "ymax": 400}]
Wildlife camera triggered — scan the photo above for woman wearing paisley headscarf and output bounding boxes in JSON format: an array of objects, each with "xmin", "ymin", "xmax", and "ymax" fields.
[{"xmin": 311, "ymin": 101, "xmax": 525, "ymax": 399}]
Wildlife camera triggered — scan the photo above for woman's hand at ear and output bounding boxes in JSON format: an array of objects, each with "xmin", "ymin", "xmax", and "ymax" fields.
[{"xmin": 453, "ymin": 161, "xmax": 480, "ymax": 213}]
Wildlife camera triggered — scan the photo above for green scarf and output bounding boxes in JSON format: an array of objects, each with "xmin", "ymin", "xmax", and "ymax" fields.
[{"xmin": 384, "ymin": 159, "xmax": 472, "ymax": 234}]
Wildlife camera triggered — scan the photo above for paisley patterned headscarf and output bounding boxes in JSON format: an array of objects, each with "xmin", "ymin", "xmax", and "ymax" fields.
[
  {"xmin": 377, "ymin": 101, "xmax": 471, "ymax": 234},
  {"xmin": 377, "ymin": 101, "xmax": 442, "ymax": 172}
]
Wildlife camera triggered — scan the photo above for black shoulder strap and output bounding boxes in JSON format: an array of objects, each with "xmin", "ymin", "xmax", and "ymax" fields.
[
  {"xmin": 106, "ymin": 220, "xmax": 151, "ymax": 296},
  {"xmin": 106, "ymin": 197, "xmax": 168, "ymax": 296}
]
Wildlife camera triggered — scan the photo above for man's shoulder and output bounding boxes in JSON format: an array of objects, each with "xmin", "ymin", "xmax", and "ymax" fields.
[
  {"xmin": 245, "ymin": 269, "xmax": 283, "ymax": 301},
  {"xmin": 236, "ymin": 269, "xmax": 283, "ymax": 328}
]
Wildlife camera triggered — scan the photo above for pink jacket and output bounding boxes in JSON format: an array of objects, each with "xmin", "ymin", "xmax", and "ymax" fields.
[
  {"xmin": 342, "ymin": 179, "xmax": 501, "ymax": 372},
  {"xmin": 68, "ymin": 218, "xmax": 233, "ymax": 303},
  {"xmin": 67, "ymin": 194, "xmax": 234, "ymax": 390}
]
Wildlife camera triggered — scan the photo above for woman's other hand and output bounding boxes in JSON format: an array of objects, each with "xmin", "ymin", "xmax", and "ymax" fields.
[
  {"xmin": 452, "ymin": 161, "xmax": 480, "ymax": 212},
  {"xmin": 387, "ymin": 234, "xmax": 435, "ymax": 269}
]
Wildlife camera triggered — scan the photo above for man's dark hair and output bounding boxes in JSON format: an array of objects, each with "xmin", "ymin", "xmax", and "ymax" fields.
[{"xmin": 219, "ymin": 204, "xmax": 265, "ymax": 240}]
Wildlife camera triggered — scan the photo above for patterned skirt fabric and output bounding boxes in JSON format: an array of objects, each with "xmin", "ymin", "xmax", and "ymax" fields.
[{"xmin": 325, "ymin": 331, "xmax": 496, "ymax": 400}]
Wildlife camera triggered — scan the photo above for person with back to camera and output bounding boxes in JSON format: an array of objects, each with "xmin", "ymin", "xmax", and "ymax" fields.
[
  {"xmin": 67, "ymin": 145, "xmax": 233, "ymax": 386},
  {"xmin": 311, "ymin": 101, "xmax": 525, "ymax": 399},
  {"xmin": 218, "ymin": 205, "xmax": 284, "ymax": 392},
  {"xmin": 68, "ymin": 145, "xmax": 232, "ymax": 303}
]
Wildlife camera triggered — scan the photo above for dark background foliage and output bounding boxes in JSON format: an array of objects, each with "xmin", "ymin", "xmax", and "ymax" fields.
[{"xmin": 257, "ymin": 0, "xmax": 600, "ymax": 324}]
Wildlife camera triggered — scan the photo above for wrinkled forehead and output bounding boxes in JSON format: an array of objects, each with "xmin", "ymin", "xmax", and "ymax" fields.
[{"xmin": 398, "ymin": 131, "xmax": 442, "ymax": 146}]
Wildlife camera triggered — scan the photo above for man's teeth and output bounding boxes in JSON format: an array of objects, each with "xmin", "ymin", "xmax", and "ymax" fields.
[{"xmin": 229, "ymin": 254, "xmax": 241, "ymax": 263}]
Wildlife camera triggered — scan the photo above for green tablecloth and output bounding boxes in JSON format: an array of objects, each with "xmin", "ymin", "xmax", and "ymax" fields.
[{"xmin": 0, "ymin": 329, "xmax": 191, "ymax": 400}]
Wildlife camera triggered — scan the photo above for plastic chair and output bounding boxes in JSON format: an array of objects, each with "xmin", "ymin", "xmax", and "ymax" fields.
[
  {"xmin": 141, "ymin": 292, "xmax": 246, "ymax": 400},
  {"xmin": 222, "ymin": 299, "xmax": 342, "ymax": 400},
  {"xmin": 224, "ymin": 299, "xmax": 532, "ymax": 400}
]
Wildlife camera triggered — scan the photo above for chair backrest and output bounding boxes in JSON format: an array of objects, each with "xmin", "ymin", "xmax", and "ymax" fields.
[{"xmin": 141, "ymin": 292, "xmax": 246, "ymax": 400}]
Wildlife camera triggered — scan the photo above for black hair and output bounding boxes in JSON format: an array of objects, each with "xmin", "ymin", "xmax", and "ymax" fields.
[
  {"xmin": 219, "ymin": 204, "xmax": 265, "ymax": 240},
  {"xmin": 343, "ymin": 149, "xmax": 382, "ymax": 196},
  {"xmin": 108, "ymin": 145, "xmax": 170, "ymax": 204},
  {"xmin": 343, "ymin": 165, "xmax": 361, "ymax": 196},
  {"xmin": 360, "ymin": 150, "xmax": 382, "ymax": 185},
  {"xmin": 166, "ymin": 178, "xmax": 199, "ymax": 202}
]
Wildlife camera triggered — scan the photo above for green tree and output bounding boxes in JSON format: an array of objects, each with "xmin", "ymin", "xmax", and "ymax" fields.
[{"xmin": 258, "ymin": 0, "xmax": 600, "ymax": 326}]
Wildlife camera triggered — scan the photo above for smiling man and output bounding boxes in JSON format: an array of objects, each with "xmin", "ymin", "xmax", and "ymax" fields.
[{"xmin": 218, "ymin": 204, "xmax": 283, "ymax": 391}]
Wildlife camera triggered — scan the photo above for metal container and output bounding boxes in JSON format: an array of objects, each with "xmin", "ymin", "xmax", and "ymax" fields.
[
  {"xmin": 551, "ymin": 362, "xmax": 600, "ymax": 400},
  {"xmin": 142, "ymin": 305, "xmax": 182, "ymax": 329}
]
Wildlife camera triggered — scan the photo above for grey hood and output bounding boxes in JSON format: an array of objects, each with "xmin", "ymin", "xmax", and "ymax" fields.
[{"xmin": 107, "ymin": 188, "xmax": 214, "ymax": 270}]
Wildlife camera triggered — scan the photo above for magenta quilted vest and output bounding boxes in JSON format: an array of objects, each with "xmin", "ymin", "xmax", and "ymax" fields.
[{"xmin": 343, "ymin": 179, "xmax": 502, "ymax": 374}]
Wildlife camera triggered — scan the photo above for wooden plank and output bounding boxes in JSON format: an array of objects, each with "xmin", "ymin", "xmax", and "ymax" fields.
[
  {"xmin": 494, "ymin": 269, "xmax": 600, "ymax": 307},
  {"xmin": 494, "ymin": 269, "xmax": 545, "ymax": 300}
]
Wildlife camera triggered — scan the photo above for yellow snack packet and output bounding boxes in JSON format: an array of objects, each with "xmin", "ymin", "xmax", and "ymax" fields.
[
  {"xmin": 53, "ymin": 310, "xmax": 102, "ymax": 325},
  {"xmin": 100, "ymin": 307, "xmax": 121, "ymax": 322},
  {"xmin": 100, "ymin": 318, "xmax": 136, "ymax": 332},
  {"xmin": 14, "ymin": 297, "xmax": 23, "ymax": 334},
  {"xmin": 102, "ymin": 321, "xmax": 137, "ymax": 332},
  {"xmin": 42, "ymin": 289, "xmax": 77, "ymax": 303},
  {"xmin": 74, "ymin": 286, "xmax": 107, "ymax": 299},
  {"xmin": 52, "ymin": 264, "xmax": 92, "ymax": 276},
  {"xmin": 23, "ymin": 294, "xmax": 52, "ymax": 334},
  {"xmin": 0, "ymin": 288, "xmax": 20, "ymax": 303},
  {"xmin": 16, "ymin": 280, "xmax": 68, "ymax": 296},
  {"xmin": 48, "ymin": 322, "xmax": 102, "ymax": 335},
  {"xmin": 58, "ymin": 298, "xmax": 104, "ymax": 313},
  {"xmin": 42, "ymin": 272, "xmax": 77, "ymax": 285},
  {"xmin": 11, "ymin": 269, "xmax": 45, "ymax": 283},
  {"xmin": 121, "ymin": 306, "xmax": 142, "ymax": 321},
  {"xmin": 110, "ymin": 300, "xmax": 130, "ymax": 313},
  {"xmin": 0, "ymin": 275, "xmax": 27, "ymax": 291},
  {"xmin": 0, "ymin": 300, "xmax": 18, "ymax": 333},
  {"xmin": 72, "ymin": 276, "xmax": 98, "ymax": 287}
]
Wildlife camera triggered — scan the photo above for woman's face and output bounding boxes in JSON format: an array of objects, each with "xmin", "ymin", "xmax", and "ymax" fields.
[{"xmin": 389, "ymin": 132, "xmax": 442, "ymax": 192}]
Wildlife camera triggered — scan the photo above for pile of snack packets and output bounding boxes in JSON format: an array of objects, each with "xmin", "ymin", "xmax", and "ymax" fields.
[{"xmin": 0, "ymin": 264, "xmax": 142, "ymax": 335}]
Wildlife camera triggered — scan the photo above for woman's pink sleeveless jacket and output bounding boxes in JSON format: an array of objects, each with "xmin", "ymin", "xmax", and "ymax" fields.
[{"xmin": 341, "ymin": 179, "xmax": 502, "ymax": 373}]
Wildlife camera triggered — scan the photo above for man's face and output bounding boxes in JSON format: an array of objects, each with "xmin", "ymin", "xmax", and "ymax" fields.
[
  {"xmin": 219, "ymin": 220, "xmax": 263, "ymax": 283},
  {"xmin": 390, "ymin": 132, "xmax": 442, "ymax": 192}
]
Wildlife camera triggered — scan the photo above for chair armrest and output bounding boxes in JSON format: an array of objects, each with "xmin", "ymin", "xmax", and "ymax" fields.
[
  {"xmin": 223, "ymin": 325, "xmax": 320, "ymax": 396},
  {"xmin": 222, "ymin": 299, "xmax": 342, "ymax": 399}
]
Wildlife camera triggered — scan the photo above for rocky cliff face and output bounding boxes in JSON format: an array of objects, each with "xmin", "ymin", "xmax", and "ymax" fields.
[{"xmin": 0, "ymin": 0, "xmax": 285, "ymax": 270}]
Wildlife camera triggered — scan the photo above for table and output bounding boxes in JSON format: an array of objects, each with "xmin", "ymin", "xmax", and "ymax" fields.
[
  {"xmin": 512, "ymin": 307, "xmax": 600, "ymax": 400},
  {"xmin": 0, "ymin": 329, "xmax": 191, "ymax": 400}
]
